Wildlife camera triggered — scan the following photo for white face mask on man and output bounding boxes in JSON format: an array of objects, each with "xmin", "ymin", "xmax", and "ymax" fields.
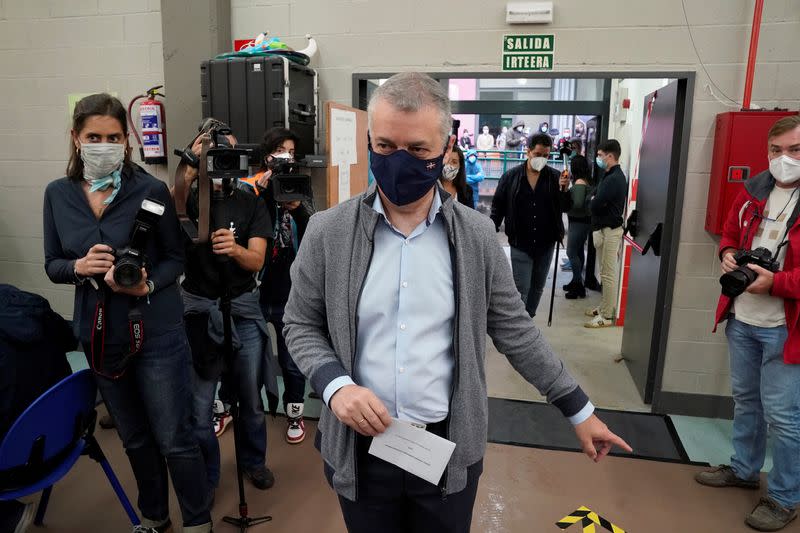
[
  {"xmin": 529, "ymin": 156, "xmax": 548, "ymax": 172},
  {"xmin": 770, "ymin": 154, "xmax": 800, "ymax": 185},
  {"xmin": 80, "ymin": 143, "xmax": 125, "ymax": 182}
]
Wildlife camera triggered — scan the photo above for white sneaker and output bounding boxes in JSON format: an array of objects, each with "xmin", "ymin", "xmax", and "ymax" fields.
[
  {"xmin": 286, "ymin": 402, "xmax": 306, "ymax": 444},
  {"xmin": 585, "ymin": 306, "xmax": 600, "ymax": 317},
  {"xmin": 213, "ymin": 401, "xmax": 232, "ymax": 438},
  {"xmin": 585, "ymin": 314, "xmax": 615, "ymax": 328}
]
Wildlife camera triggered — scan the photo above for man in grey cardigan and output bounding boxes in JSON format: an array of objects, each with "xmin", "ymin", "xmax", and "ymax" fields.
[{"xmin": 283, "ymin": 72, "xmax": 631, "ymax": 533}]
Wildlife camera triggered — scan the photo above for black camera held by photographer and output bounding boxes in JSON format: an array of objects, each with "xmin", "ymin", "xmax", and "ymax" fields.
[
  {"xmin": 113, "ymin": 198, "xmax": 165, "ymax": 288},
  {"xmin": 719, "ymin": 247, "xmax": 781, "ymax": 298}
]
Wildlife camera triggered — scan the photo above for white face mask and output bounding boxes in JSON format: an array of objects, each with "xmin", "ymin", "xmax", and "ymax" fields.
[
  {"xmin": 272, "ymin": 152, "xmax": 293, "ymax": 161},
  {"xmin": 442, "ymin": 164, "xmax": 459, "ymax": 181},
  {"xmin": 770, "ymin": 154, "xmax": 800, "ymax": 185},
  {"xmin": 529, "ymin": 156, "xmax": 548, "ymax": 172},
  {"xmin": 80, "ymin": 142, "xmax": 125, "ymax": 181}
]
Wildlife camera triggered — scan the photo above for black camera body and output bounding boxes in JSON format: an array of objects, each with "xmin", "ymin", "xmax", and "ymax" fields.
[
  {"xmin": 113, "ymin": 198, "xmax": 166, "ymax": 288},
  {"xmin": 719, "ymin": 247, "xmax": 780, "ymax": 298},
  {"xmin": 268, "ymin": 158, "xmax": 313, "ymax": 203},
  {"xmin": 205, "ymin": 125, "xmax": 249, "ymax": 182}
]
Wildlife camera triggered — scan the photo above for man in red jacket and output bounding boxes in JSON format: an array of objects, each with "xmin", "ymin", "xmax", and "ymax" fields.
[{"xmin": 695, "ymin": 115, "xmax": 800, "ymax": 532}]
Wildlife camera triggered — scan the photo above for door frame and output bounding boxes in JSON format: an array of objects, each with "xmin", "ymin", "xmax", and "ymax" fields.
[{"xmin": 352, "ymin": 71, "xmax": 696, "ymax": 411}]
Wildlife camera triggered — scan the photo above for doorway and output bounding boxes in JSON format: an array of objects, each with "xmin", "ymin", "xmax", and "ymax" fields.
[{"xmin": 353, "ymin": 72, "xmax": 694, "ymax": 414}]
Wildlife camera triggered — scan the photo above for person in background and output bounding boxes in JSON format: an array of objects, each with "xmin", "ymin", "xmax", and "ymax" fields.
[
  {"xmin": 464, "ymin": 149, "xmax": 484, "ymax": 210},
  {"xmin": 563, "ymin": 156, "xmax": 593, "ymax": 299},
  {"xmin": 240, "ymin": 127, "xmax": 313, "ymax": 444},
  {"xmin": 176, "ymin": 120, "xmax": 276, "ymax": 494},
  {"xmin": 460, "ymin": 128, "xmax": 473, "ymax": 150},
  {"xmin": 491, "ymin": 133, "xmax": 571, "ymax": 317},
  {"xmin": 696, "ymin": 115, "xmax": 800, "ymax": 532},
  {"xmin": 43, "ymin": 94, "xmax": 211, "ymax": 533},
  {"xmin": 506, "ymin": 120, "xmax": 527, "ymax": 158},
  {"xmin": 571, "ymin": 138, "xmax": 584, "ymax": 157},
  {"xmin": 497, "ymin": 126, "xmax": 508, "ymax": 150},
  {"xmin": 440, "ymin": 146, "xmax": 474, "ymax": 209},
  {"xmin": 476, "ymin": 125, "xmax": 495, "ymax": 151},
  {"xmin": 539, "ymin": 121, "xmax": 550, "ymax": 134},
  {"xmin": 283, "ymin": 71, "xmax": 630, "ymax": 533},
  {"xmin": 585, "ymin": 139, "xmax": 627, "ymax": 328},
  {"xmin": 0, "ymin": 285, "xmax": 75, "ymax": 533}
]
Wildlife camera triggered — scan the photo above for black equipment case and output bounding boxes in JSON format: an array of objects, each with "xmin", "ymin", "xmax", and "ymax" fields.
[{"xmin": 201, "ymin": 56, "xmax": 318, "ymax": 157}]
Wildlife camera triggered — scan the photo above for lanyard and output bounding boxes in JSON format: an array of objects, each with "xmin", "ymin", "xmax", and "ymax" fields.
[{"xmin": 90, "ymin": 284, "xmax": 145, "ymax": 379}]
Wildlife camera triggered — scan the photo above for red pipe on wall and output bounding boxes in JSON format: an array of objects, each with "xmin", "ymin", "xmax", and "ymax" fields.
[{"xmin": 742, "ymin": 0, "xmax": 764, "ymax": 110}]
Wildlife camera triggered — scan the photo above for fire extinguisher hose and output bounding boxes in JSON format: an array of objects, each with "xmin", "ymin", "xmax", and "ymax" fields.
[{"xmin": 127, "ymin": 93, "xmax": 147, "ymax": 159}]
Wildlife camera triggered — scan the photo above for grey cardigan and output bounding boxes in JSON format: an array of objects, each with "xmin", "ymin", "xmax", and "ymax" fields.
[{"xmin": 283, "ymin": 185, "xmax": 589, "ymax": 501}]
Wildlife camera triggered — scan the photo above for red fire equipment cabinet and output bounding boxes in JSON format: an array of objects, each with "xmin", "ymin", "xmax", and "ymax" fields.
[{"xmin": 705, "ymin": 110, "xmax": 799, "ymax": 235}]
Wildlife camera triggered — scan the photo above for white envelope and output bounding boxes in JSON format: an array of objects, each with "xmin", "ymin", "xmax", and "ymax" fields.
[{"xmin": 368, "ymin": 418, "xmax": 457, "ymax": 485}]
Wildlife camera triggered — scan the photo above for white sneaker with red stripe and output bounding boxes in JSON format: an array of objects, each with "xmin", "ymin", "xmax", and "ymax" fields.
[
  {"xmin": 286, "ymin": 402, "xmax": 305, "ymax": 444},
  {"xmin": 213, "ymin": 400, "xmax": 232, "ymax": 438}
]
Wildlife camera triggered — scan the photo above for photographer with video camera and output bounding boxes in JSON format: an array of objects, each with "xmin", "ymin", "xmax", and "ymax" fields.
[
  {"xmin": 697, "ymin": 115, "xmax": 800, "ymax": 532},
  {"xmin": 43, "ymin": 94, "xmax": 212, "ymax": 533},
  {"xmin": 173, "ymin": 119, "xmax": 277, "ymax": 494},
  {"xmin": 240, "ymin": 127, "xmax": 313, "ymax": 444}
]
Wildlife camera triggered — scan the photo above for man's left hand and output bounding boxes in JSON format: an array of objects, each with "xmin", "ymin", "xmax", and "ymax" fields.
[
  {"xmin": 574, "ymin": 414, "xmax": 632, "ymax": 462},
  {"xmin": 745, "ymin": 264, "xmax": 775, "ymax": 294},
  {"xmin": 211, "ymin": 228, "xmax": 239, "ymax": 257}
]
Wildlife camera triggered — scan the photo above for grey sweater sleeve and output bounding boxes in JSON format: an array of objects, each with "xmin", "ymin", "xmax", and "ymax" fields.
[
  {"xmin": 484, "ymin": 222, "xmax": 589, "ymax": 417},
  {"xmin": 283, "ymin": 214, "xmax": 349, "ymax": 396}
]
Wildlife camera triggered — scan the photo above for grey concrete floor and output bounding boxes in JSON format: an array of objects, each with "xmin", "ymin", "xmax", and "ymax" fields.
[{"xmin": 486, "ymin": 246, "xmax": 649, "ymax": 412}]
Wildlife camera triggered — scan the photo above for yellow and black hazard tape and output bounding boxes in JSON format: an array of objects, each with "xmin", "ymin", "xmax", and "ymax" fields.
[{"xmin": 556, "ymin": 506, "xmax": 626, "ymax": 533}]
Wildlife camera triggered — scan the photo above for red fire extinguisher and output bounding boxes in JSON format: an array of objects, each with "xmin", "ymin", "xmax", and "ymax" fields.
[{"xmin": 128, "ymin": 85, "xmax": 167, "ymax": 165}]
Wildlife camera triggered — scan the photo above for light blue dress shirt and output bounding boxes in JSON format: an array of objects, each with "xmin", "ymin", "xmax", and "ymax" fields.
[
  {"xmin": 323, "ymin": 190, "xmax": 595, "ymax": 426},
  {"xmin": 323, "ymin": 190, "xmax": 455, "ymax": 424}
]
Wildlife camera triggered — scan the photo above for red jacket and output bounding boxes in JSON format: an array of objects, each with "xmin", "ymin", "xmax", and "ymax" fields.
[{"xmin": 714, "ymin": 171, "xmax": 800, "ymax": 363}]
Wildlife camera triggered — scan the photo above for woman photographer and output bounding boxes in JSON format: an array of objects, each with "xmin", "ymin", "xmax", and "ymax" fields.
[
  {"xmin": 176, "ymin": 120, "xmax": 276, "ymax": 493},
  {"xmin": 439, "ymin": 146, "xmax": 475, "ymax": 209},
  {"xmin": 42, "ymin": 94, "xmax": 211, "ymax": 533},
  {"xmin": 240, "ymin": 127, "xmax": 312, "ymax": 444}
]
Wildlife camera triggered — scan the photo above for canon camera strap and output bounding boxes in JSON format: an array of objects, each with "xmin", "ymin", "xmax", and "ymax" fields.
[{"xmin": 90, "ymin": 284, "xmax": 145, "ymax": 379}]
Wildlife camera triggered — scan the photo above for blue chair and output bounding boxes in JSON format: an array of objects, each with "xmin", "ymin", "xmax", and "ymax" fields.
[{"xmin": 0, "ymin": 369, "xmax": 139, "ymax": 526}]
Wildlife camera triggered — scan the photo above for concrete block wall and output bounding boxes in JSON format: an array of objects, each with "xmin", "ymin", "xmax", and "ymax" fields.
[
  {"xmin": 231, "ymin": 0, "xmax": 800, "ymax": 399},
  {"xmin": 0, "ymin": 0, "xmax": 166, "ymax": 318}
]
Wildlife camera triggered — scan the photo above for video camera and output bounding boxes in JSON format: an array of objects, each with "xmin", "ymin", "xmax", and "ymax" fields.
[
  {"xmin": 235, "ymin": 143, "xmax": 314, "ymax": 203},
  {"xmin": 113, "ymin": 198, "xmax": 165, "ymax": 288},
  {"xmin": 173, "ymin": 118, "xmax": 249, "ymax": 184}
]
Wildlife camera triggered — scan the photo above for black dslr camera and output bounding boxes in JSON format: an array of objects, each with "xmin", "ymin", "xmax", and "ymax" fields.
[
  {"xmin": 204, "ymin": 123, "xmax": 249, "ymax": 184},
  {"xmin": 719, "ymin": 247, "xmax": 780, "ymax": 298},
  {"xmin": 113, "ymin": 198, "xmax": 165, "ymax": 288}
]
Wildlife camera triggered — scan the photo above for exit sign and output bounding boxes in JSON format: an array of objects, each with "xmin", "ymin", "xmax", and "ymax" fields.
[{"xmin": 502, "ymin": 34, "xmax": 555, "ymax": 71}]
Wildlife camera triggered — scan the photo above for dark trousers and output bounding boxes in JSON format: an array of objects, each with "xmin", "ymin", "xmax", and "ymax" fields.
[
  {"xmin": 510, "ymin": 244, "xmax": 556, "ymax": 317},
  {"xmin": 586, "ymin": 232, "xmax": 598, "ymax": 282},
  {"xmin": 566, "ymin": 220, "xmax": 591, "ymax": 286},
  {"xmin": 95, "ymin": 326, "xmax": 211, "ymax": 528},
  {"xmin": 263, "ymin": 303, "xmax": 306, "ymax": 408},
  {"xmin": 338, "ymin": 422, "xmax": 481, "ymax": 533}
]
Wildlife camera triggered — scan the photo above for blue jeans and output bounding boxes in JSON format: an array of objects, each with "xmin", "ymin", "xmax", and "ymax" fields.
[
  {"xmin": 726, "ymin": 318, "xmax": 800, "ymax": 508},
  {"xmin": 566, "ymin": 221, "xmax": 591, "ymax": 285},
  {"xmin": 191, "ymin": 367, "xmax": 220, "ymax": 488},
  {"xmin": 263, "ymin": 304, "xmax": 306, "ymax": 409},
  {"xmin": 209, "ymin": 317, "xmax": 268, "ymax": 472},
  {"xmin": 95, "ymin": 326, "xmax": 211, "ymax": 528},
  {"xmin": 510, "ymin": 245, "xmax": 555, "ymax": 317}
]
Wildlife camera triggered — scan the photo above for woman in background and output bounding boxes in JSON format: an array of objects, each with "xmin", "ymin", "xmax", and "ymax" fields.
[
  {"xmin": 439, "ymin": 146, "xmax": 474, "ymax": 209},
  {"xmin": 563, "ymin": 155, "xmax": 593, "ymax": 299}
]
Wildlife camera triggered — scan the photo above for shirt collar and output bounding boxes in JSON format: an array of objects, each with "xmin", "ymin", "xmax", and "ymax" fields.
[{"xmin": 373, "ymin": 187, "xmax": 442, "ymax": 228}]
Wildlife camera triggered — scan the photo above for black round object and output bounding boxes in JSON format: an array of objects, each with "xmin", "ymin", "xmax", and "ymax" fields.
[
  {"xmin": 114, "ymin": 257, "xmax": 143, "ymax": 288},
  {"xmin": 719, "ymin": 266, "xmax": 758, "ymax": 298}
]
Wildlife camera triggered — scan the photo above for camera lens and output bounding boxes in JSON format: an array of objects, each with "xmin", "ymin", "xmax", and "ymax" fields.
[
  {"xmin": 114, "ymin": 258, "xmax": 143, "ymax": 288},
  {"xmin": 214, "ymin": 153, "xmax": 237, "ymax": 171},
  {"xmin": 719, "ymin": 266, "xmax": 757, "ymax": 298}
]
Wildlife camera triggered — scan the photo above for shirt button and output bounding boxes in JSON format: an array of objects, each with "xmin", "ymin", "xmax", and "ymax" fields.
[
  {"xmin": 400, "ymin": 323, "xmax": 407, "ymax": 330},
  {"xmin": 402, "ymin": 281, "xmax": 408, "ymax": 288}
]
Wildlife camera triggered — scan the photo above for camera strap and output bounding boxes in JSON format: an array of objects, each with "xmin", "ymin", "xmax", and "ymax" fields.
[
  {"xmin": 90, "ymin": 285, "xmax": 145, "ymax": 380},
  {"xmin": 174, "ymin": 134, "xmax": 211, "ymax": 243}
]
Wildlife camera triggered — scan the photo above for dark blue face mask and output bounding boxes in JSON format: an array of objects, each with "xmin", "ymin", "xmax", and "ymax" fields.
[{"xmin": 368, "ymin": 141, "xmax": 446, "ymax": 206}]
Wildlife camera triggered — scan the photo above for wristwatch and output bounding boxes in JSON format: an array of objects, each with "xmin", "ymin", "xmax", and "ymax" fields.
[{"xmin": 146, "ymin": 280, "xmax": 155, "ymax": 295}]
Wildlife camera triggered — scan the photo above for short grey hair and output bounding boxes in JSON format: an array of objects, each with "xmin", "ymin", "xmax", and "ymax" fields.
[{"xmin": 367, "ymin": 72, "xmax": 452, "ymax": 145}]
